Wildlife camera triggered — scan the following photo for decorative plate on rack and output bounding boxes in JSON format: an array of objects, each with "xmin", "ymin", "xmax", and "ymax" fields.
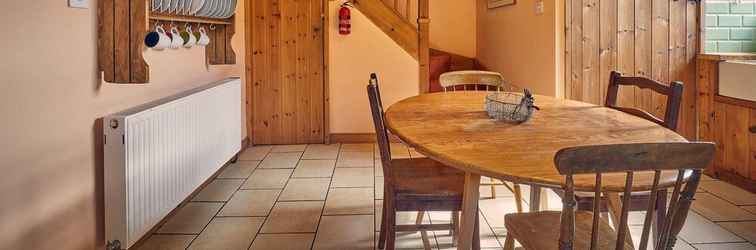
[
  {"xmin": 160, "ymin": 0, "xmax": 171, "ymax": 13},
  {"xmin": 189, "ymin": 0, "xmax": 205, "ymax": 15},
  {"xmin": 222, "ymin": 0, "xmax": 237, "ymax": 18}
]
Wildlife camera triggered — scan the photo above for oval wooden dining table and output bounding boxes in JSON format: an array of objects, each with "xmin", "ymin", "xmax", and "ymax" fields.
[{"xmin": 384, "ymin": 91, "xmax": 687, "ymax": 250}]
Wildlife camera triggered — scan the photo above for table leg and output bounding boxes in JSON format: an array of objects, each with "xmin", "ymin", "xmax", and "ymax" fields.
[
  {"xmin": 529, "ymin": 186, "xmax": 549, "ymax": 212},
  {"xmin": 458, "ymin": 172, "xmax": 481, "ymax": 250}
]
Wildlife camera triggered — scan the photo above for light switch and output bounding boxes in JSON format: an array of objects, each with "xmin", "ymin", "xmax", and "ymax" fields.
[
  {"xmin": 535, "ymin": 0, "xmax": 544, "ymax": 15},
  {"xmin": 69, "ymin": 0, "xmax": 89, "ymax": 9}
]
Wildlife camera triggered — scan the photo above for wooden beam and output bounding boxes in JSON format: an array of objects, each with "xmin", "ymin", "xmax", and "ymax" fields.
[{"xmin": 417, "ymin": 0, "xmax": 429, "ymax": 93}]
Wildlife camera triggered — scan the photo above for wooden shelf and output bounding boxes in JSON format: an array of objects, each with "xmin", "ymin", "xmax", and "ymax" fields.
[
  {"xmin": 699, "ymin": 53, "xmax": 756, "ymax": 61},
  {"xmin": 149, "ymin": 13, "xmax": 233, "ymax": 25}
]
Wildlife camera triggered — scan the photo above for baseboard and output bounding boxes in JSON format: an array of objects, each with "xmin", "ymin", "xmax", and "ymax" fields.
[
  {"xmin": 711, "ymin": 169, "xmax": 756, "ymax": 194},
  {"xmin": 329, "ymin": 133, "xmax": 401, "ymax": 144}
]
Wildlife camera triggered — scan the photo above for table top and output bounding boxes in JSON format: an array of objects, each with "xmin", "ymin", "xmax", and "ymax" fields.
[{"xmin": 384, "ymin": 92, "xmax": 688, "ymax": 192}]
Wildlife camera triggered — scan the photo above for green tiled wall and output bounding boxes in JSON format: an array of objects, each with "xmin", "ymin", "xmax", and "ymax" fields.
[{"xmin": 705, "ymin": 2, "xmax": 756, "ymax": 53}]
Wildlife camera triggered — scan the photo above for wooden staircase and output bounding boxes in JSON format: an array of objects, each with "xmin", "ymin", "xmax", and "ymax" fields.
[{"xmin": 351, "ymin": 0, "xmax": 430, "ymax": 93}]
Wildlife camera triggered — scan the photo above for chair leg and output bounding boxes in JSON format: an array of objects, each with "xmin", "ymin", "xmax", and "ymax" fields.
[
  {"xmin": 503, "ymin": 233, "xmax": 515, "ymax": 250},
  {"xmin": 451, "ymin": 211, "xmax": 459, "ymax": 246},
  {"xmin": 416, "ymin": 211, "xmax": 432, "ymax": 250},
  {"xmin": 378, "ymin": 197, "xmax": 388, "ymax": 249},
  {"xmin": 472, "ymin": 211, "xmax": 481, "ymax": 250},
  {"xmin": 385, "ymin": 199, "xmax": 397, "ymax": 250},
  {"xmin": 653, "ymin": 189, "xmax": 668, "ymax": 246},
  {"xmin": 513, "ymin": 184, "xmax": 524, "ymax": 213}
]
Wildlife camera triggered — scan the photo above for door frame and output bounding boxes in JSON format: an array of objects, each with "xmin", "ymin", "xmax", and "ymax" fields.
[{"xmin": 244, "ymin": 0, "xmax": 330, "ymax": 145}]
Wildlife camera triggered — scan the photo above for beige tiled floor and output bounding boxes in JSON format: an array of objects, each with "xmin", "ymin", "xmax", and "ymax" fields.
[{"xmin": 138, "ymin": 144, "xmax": 756, "ymax": 250}]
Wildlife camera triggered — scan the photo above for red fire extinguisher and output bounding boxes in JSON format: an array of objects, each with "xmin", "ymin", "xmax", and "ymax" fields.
[{"xmin": 339, "ymin": 3, "xmax": 351, "ymax": 35}]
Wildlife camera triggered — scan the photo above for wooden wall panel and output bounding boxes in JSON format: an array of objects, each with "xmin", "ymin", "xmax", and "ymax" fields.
[
  {"xmin": 250, "ymin": 0, "xmax": 325, "ymax": 145},
  {"xmin": 565, "ymin": 0, "xmax": 698, "ymax": 139},
  {"xmin": 697, "ymin": 55, "xmax": 756, "ymax": 192}
]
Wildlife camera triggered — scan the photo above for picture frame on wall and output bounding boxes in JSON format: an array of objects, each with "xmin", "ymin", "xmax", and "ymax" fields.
[{"xmin": 488, "ymin": 0, "xmax": 515, "ymax": 9}]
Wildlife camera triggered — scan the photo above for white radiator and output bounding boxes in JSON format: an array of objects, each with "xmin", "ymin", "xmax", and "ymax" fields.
[{"xmin": 104, "ymin": 78, "xmax": 242, "ymax": 249}]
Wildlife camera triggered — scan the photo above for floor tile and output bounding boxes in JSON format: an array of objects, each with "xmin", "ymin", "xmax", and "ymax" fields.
[
  {"xmin": 336, "ymin": 151, "xmax": 374, "ymax": 167},
  {"xmin": 313, "ymin": 215, "xmax": 374, "ymax": 250},
  {"xmin": 292, "ymin": 160, "xmax": 336, "ymax": 178},
  {"xmin": 380, "ymin": 231, "xmax": 438, "ymax": 249},
  {"xmin": 375, "ymin": 143, "xmax": 411, "ymax": 159},
  {"xmin": 135, "ymin": 234, "xmax": 195, "ymax": 250},
  {"xmin": 259, "ymin": 152, "xmax": 303, "ymax": 169},
  {"xmin": 744, "ymin": 206, "xmax": 756, "ymax": 215},
  {"xmin": 239, "ymin": 146, "xmax": 272, "ymax": 161},
  {"xmin": 302, "ymin": 144, "xmax": 341, "ymax": 160},
  {"xmin": 719, "ymin": 221, "xmax": 756, "ymax": 243},
  {"xmin": 242, "ymin": 169, "xmax": 293, "ymax": 189},
  {"xmin": 374, "ymin": 200, "xmax": 430, "ymax": 232},
  {"xmin": 332, "ymin": 168, "xmax": 374, "ymax": 188},
  {"xmin": 692, "ymin": 243, "xmax": 756, "ymax": 250},
  {"xmin": 158, "ymin": 202, "xmax": 223, "ymax": 234},
  {"xmin": 692, "ymin": 193, "xmax": 756, "ymax": 222},
  {"xmin": 678, "ymin": 211, "xmax": 745, "ymax": 244},
  {"xmin": 261, "ymin": 201, "xmax": 324, "ymax": 233},
  {"xmin": 340, "ymin": 143, "xmax": 374, "ymax": 152},
  {"xmin": 279, "ymin": 178, "xmax": 331, "ymax": 201},
  {"xmin": 408, "ymin": 148, "xmax": 425, "ymax": 159},
  {"xmin": 479, "ymin": 197, "xmax": 529, "ymax": 229},
  {"xmin": 187, "ymin": 217, "xmax": 264, "ymax": 250},
  {"xmin": 218, "ymin": 189, "xmax": 280, "ymax": 217},
  {"xmin": 192, "ymin": 179, "xmax": 243, "ymax": 202},
  {"xmin": 249, "ymin": 234, "xmax": 316, "ymax": 250},
  {"xmin": 375, "ymin": 177, "xmax": 384, "ymax": 199},
  {"xmin": 430, "ymin": 211, "xmax": 501, "ymax": 249},
  {"xmin": 699, "ymin": 181, "xmax": 756, "ymax": 206},
  {"xmin": 217, "ymin": 161, "xmax": 259, "ymax": 179},
  {"xmin": 324, "ymin": 188, "xmax": 375, "ymax": 215},
  {"xmin": 375, "ymin": 159, "xmax": 384, "ymax": 177},
  {"xmin": 271, "ymin": 144, "xmax": 308, "ymax": 153}
]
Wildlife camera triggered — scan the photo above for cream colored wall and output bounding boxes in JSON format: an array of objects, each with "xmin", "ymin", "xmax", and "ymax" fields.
[
  {"xmin": 476, "ymin": 0, "xmax": 563, "ymax": 97},
  {"xmin": 430, "ymin": 0, "xmax": 477, "ymax": 57},
  {"xmin": 0, "ymin": 1, "xmax": 245, "ymax": 249},
  {"xmin": 327, "ymin": 0, "xmax": 477, "ymax": 134},
  {"xmin": 328, "ymin": 1, "xmax": 419, "ymax": 134}
]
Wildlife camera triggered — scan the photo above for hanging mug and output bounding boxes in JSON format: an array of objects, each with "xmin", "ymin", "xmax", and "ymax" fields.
[
  {"xmin": 197, "ymin": 27, "xmax": 211, "ymax": 46},
  {"xmin": 145, "ymin": 25, "xmax": 171, "ymax": 50},
  {"xmin": 169, "ymin": 27, "xmax": 184, "ymax": 49},
  {"xmin": 181, "ymin": 26, "xmax": 197, "ymax": 48}
]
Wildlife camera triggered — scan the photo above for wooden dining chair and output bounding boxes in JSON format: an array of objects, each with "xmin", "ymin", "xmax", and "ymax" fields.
[
  {"xmin": 503, "ymin": 142, "xmax": 715, "ymax": 250},
  {"xmin": 368, "ymin": 73, "xmax": 481, "ymax": 250},
  {"xmin": 439, "ymin": 70, "xmax": 524, "ymax": 211},
  {"xmin": 568, "ymin": 71, "xmax": 685, "ymax": 237}
]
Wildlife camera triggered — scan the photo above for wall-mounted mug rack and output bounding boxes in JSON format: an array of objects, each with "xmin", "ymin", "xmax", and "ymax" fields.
[{"xmin": 98, "ymin": 0, "xmax": 237, "ymax": 84}]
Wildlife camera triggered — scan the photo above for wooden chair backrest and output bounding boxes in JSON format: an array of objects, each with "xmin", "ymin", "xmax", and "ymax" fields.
[
  {"xmin": 554, "ymin": 142, "xmax": 715, "ymax": 250},
  {"xmin": 606, "ymin": 71, "xmax": 684, "ymax": 130},
  {"xmin": 367, "ymin": 73, "xmax": 394, "ymax": 183},
  {"xmin": 439, "ymin": 70, "xmax": 504, "ymax": 91}
]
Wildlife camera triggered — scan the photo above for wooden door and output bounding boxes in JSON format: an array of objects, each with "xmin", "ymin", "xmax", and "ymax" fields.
[
  {"xmin": 564, "ymin": 0, "xmax": 699, "ymax": 139},
  {"xmin": 249, "ymin": 0, "xmax": 325, "ymax": 145}
]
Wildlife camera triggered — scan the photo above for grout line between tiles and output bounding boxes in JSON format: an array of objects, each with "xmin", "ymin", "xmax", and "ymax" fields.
[{"xmin": 245, "ymin": 146, "xmax": 298, "ymax": 250}]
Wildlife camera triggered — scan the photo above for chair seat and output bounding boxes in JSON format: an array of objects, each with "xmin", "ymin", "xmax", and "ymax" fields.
[
  {"xmin": 388, "ymin": 158, "xmax": 466, "ymax": 211},
  {"xmin": 505, "ymin": 211, "xmax": 634, "ymax": 250}
]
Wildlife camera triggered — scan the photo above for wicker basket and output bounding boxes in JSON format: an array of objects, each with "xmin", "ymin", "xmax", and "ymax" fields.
[{"xmin": 485, "ymin": 90, "xmax": 539, "ymax": 123}]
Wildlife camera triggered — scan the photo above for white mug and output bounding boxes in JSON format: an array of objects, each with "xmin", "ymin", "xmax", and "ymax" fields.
[
  {"xmin": 182, "ymin": 26, "xmax": 197, "ymax": 48},
  {"xmin": 169, "ymin": 27, "xmax": 184, "ymax": 49},
  {"xmin": 197, "ymin": 27, "xmax": 211, "ymax": 46}
]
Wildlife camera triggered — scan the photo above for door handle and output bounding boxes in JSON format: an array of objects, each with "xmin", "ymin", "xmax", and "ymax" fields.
[{"xmin": 750, "ymin": 126, "xmax": 756, "ymax": 134}]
